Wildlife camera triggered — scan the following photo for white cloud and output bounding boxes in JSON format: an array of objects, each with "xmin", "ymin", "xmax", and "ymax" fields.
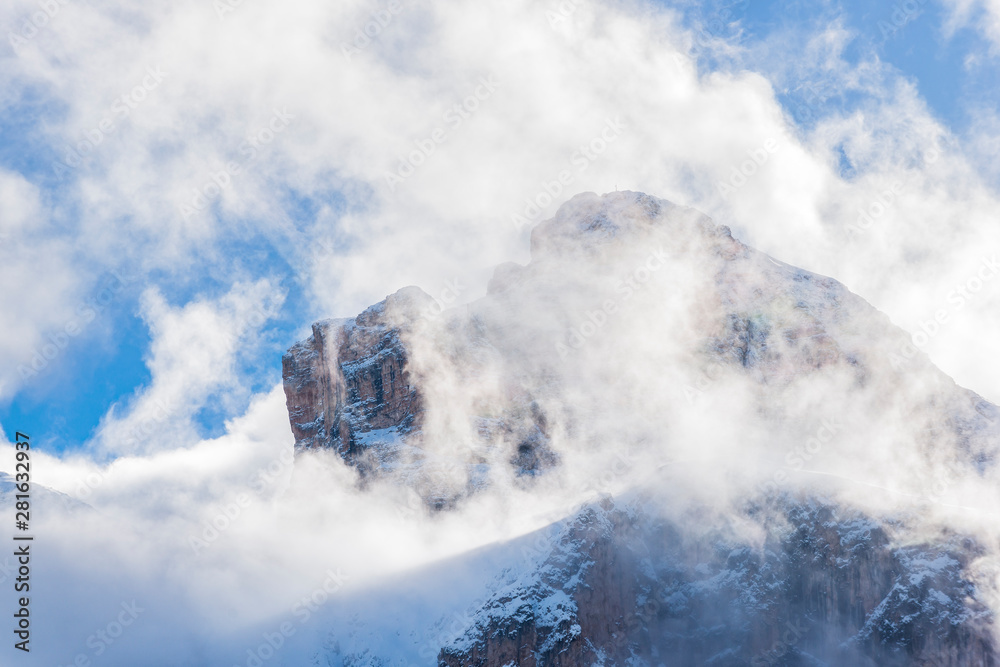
[
  {"xmin": 0, "ymin": 168, "xmax": 99, "ymax": 398},
  {"xmin": 2, "ymin": 0, "xmax": 1000, "ymax": 661},
  {"xmin": 92, "ymin": 279, "xmax": 284, "ymax": 455},
  {"xmin": 940, "ymin": 0, "xmax": 1000, "ymax": 49},
  {"xmin": 1, "ymin": 0, "xmax": 998, "ymax": 402}
]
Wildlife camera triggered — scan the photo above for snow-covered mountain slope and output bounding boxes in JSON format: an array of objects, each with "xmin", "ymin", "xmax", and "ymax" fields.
[
  {"xmin": 0, "ymin": 471, "xmax": 91, "ymax": 515},
  {"xmin": 283, "ymin": 191, "xmax": 1000, "ymax": 665},
  {"xmin": 439, "ymin": 496, "xmax": 994, "ymax": 666}
]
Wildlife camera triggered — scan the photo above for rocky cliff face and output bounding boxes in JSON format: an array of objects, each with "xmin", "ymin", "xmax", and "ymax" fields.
[
  {"xmin": 283, "ymin": 292, "xmax": 558, "ymax": 495},
  {"xmin": 284, "ymin": 191, "xmax": 1000, "ymax": 665},
  {"xmin": 282, "ymin": 287, "xmax": 430, "ymax": 475},
  {"xmin": 439, "ymin": 497, "xmax": 995, "ymax": 666}
]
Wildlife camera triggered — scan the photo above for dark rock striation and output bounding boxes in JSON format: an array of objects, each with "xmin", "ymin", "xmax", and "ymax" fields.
[{"xmin": 282, "ymin": 286, "xmax": 430, "ymax": 475}]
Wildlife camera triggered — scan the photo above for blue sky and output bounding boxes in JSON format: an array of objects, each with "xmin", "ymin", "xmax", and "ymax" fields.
[
  {"xmin": 4, "ymin": 1, "xmax": 1000, "ymax": 664},
  {"xmin": 675, "ymin": 0, "xmax": 1000, "ymax": 138},
  {"xmin": 1, "ymin": 0, "xmax": 999, "ymax": 457}
]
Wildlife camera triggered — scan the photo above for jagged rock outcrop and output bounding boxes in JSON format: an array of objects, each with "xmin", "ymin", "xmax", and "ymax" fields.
[
  {"xmin": 282, "ymin": 286, "xmax": 431, "ymax": 474},
  {"xmin": 283, "ymin": 292, "xmax": 559, "ymax": 493},
  {"xmin": 439, "ymin": 498, "xmax": 995, "ymax": 667}
]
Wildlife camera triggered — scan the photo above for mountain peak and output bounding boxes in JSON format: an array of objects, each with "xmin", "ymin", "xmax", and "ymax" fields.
[
  {"xmin": 284, "ymin": 191, "xmax": 998, "ymax": 494},
  {"xmin": 529, "ymin": 190, "xmax": 730, "ymax": 260},
  {"xmin": 354, "ymin": 285, "xmax": 434, "ymax": 329},
  {"xmin": 282, "ymin": 190, "xmax": 1000, "ymax": 664}
]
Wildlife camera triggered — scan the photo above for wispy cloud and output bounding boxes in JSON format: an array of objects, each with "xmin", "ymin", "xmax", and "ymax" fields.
[{"xmin": 1, "ymin": 0, "xmax": 1000, "ymax": 662}]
